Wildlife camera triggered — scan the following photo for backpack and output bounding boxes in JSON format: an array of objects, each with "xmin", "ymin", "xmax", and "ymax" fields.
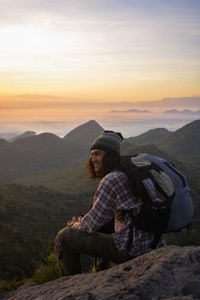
[{"xmin": 120, "ymin": 153, "xmax": 194, "ymax": 236}]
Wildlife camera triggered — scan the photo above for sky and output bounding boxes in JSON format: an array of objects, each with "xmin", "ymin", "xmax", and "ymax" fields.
[{"xmin": 0, "ymin": 0, "xmax": 200, "ymax": 137}]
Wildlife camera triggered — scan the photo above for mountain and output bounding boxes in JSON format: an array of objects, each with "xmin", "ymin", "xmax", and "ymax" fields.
[
  {"xmin": 163, "ymin": 109, "xmax": 200, "ymax": 115},
  {"xmin": 110, "ymin": 109, "xmax": 151, "ymax": 113},
  {"xmin": 14, "ymin": 140, "xmax": 189, "ymax": 194},
  {"xmin": 122, "ymin": 119, "xmax": 200, "ymax": 168},
  {"xmin": 0, "ymin": 138, "xmax": 9, "ymax": 146},
  {"xmin": 9, "ymin": 131, "xmax": 37, "ymax": 142},
  {"xmin": 63, "ymin": 120, "xmax": 104, "ymax": 152},
  {"xmin": 0, "ymin": 118, "xmax": 199, "ymax": 185},
  {"xmin": 159, "ymin": 119, "xmax": 200, "ymax": 154},
  {"xmin": 127, "ymin": 128, "xmax": 172, "ymax": 146},
  {"xmin": 158, "ymin": 119, "xmax": 200, "ymax": 167},
  {"xmin": 0, "ymin": 120, "xmax": 104, "ymax": 184},
  {"xmin": 0, "ymin": 131, "xmax": 20, "ymax": 140},
  {"xmin": 0, "ymin": 133, "xmax": 68, "ymax": 183},
  {"xmin": 12, "ymin": 132, "xmax": 64, "ymax": 153},
  {"xmin": 121, "ymin": 143, "xmax": 168, "ymax": 158}
]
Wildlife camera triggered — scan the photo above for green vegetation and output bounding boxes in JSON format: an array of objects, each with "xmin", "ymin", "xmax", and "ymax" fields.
[
  {"xmin": 0, "ymin": 184, "xmax": 95, "ymax": 283},
  {"xmin": 12, "ymin": 161, "xmax": 98, "ymax": 194},
  {"xmin": 31, "ymin": 253, "xmax": 60, "ymax": 284}
]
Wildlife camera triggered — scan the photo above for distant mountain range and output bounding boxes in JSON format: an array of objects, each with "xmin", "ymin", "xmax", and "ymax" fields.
[
  {"xmin": 163, "ymin": 109, "xmax": 200, "ymax": 115},
  {"xmin": 0, "ymin": 119, "xmax": 199, "ymax": 185},
  {"xmin": 110, "ymin": 109, "xmax": 151, "ymax": 113}
]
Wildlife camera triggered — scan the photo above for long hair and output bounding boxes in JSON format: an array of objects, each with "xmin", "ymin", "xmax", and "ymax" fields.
[{"xmin": 86, "ymin": 151, "xmax": 121, "ymax": 179}]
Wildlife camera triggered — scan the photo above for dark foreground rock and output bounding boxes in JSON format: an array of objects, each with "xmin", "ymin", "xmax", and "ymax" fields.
[{"xmin": 3, "ymin": 246, "xmax": 200, "ymax": 300}]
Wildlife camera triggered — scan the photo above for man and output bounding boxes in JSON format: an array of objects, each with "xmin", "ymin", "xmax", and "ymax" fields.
[{"xmin": 55, "ymin": 131, "xmax": 166, "ymax": 276}]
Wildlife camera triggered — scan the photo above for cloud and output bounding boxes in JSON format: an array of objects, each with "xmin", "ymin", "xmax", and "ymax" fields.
[
  {"xmin": 110, "ymin": 109, "xmax": 151, "ymax": 113},
  {"xmin": 0, "ymin": 95, "xmax": 200, "ymax": 111},
  {"xmin": 0, "ymin": 0, "xmax": 199, "ymax": 100}
]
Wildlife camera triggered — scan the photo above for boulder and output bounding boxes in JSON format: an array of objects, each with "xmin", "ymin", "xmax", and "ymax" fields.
[{"xmin": 3, "ymin": 246, "xmax": 200, "ymax": 300}]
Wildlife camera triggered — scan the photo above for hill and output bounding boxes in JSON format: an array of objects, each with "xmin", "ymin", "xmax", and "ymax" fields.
[
  {"xmin": 0, "ymin": 120, "xmax": 103, "ymax": 184},
  {"xmin": 127, "ymin": 128, "xmax": 171, "ymax": 146},
  {"xmin": 9, "ymin": 131, "xmax": 37, "ymax": 142},
  {"xmin": 124, "ymin": 119, "xmax": 200, "ymax": 168},
  {"xmin": 63, "ymin": 119, "xmax": 104, "ymax": 154},
  {"xmin": 0, "ymin": 131, "xmax": 20, "ymax": 140},
  {"xmin": 0, "ymin": 133, "xmax": 68, "ymax": 183},
  {"xmin": 159, "ymin": 119, "xmax": 200, "ymax": 154},
  {"xmin": 63, "ymin": 119, "xmax": 103, "ymax": 144},
  {"xmin": 158, "ymin": 119, "xmax": 200, "ymax": 167},
  {"xmin": 11, "ymin": 140, "xmax": 179, "ymax": 193},
  {"xmin": 0, "ymin": 139, "xmax": 9, "ymax": 146},
  {"xmin": 2, "ymin": 119, "xmax": 199, "ymax": 192}
]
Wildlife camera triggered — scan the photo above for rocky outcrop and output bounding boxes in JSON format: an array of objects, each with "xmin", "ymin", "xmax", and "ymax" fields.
[{"xmin": 3, "ymin": 246, "xmax": 200, "ymax": 300}]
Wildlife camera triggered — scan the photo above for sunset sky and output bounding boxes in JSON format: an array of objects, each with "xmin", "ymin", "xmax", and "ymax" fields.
[{"xmin": 0, "ymin": 0, "xmax": 200, "ymax": 136}]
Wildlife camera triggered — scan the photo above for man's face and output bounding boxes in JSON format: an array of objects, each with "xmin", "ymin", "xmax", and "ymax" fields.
[{"xmin": 91, "ymin": 149, "xmax": 106, "ymax": 175}]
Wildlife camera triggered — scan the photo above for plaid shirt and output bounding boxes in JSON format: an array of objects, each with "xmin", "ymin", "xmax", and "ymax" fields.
[{"xmin": 72, "ymin": 171, "xmax": 166, "ymax": 258}]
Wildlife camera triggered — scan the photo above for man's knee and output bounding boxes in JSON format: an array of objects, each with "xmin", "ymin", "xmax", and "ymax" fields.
[
  {"xmin": 55, "ymin": 226, "xmax": 83, "ymax": 256},
  {"xmin": 55, "ymin": 226, "xmax": 70, "ymax": 257}
]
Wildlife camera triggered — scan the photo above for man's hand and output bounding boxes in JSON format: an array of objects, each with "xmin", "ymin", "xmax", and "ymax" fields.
[{"xmin": 67, "ymin": 216, "xmax": 77, "ymax": 226}]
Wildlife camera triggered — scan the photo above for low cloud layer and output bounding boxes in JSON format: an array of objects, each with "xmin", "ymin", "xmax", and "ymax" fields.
[{"xmin": 1, "ymin": 95, "xmax": 200, "ymax": 110}]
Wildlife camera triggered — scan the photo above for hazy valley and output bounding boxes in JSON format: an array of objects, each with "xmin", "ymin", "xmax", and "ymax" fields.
[{"xmin": 1, "ymin": 96, "xmax": 200, "ymax": 139}]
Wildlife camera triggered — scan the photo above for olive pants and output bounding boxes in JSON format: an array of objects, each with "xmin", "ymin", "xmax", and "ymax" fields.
[{"xmin": 55, "ymin": 226, "xmax": 127, "ymax": 276}]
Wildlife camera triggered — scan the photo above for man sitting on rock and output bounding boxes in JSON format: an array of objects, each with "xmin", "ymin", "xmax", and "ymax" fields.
[{"xmin": 55, "ymin": 131, "xmax": 166, "ymax": 276}]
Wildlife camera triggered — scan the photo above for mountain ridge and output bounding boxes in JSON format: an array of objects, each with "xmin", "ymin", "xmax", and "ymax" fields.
[
  {"xmin": 163, "ymin": 109, "xmax": 200, "ymax": 115},
  {"xmin": 127, "ymin": 128, "xmax": 172, "ymax": 145},
  {"xmin": 159, "ymin": 119, "xmax": 200, "ymax": 154},
  {"xmin": 0, "ymin": 119, "xmax": 199, "ymax": 185},
  {"xmin": 0, "ymin": 120, "xmax": 104, "ymax": 184},
  {"xmin": 9, "ymin": 131, "xmax": 37, "ymax": 143}
]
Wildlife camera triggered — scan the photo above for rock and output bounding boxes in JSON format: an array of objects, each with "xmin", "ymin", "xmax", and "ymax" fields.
[{"xmin": 3, "ymin": 246, "xmax": 200, "ymax": 300}]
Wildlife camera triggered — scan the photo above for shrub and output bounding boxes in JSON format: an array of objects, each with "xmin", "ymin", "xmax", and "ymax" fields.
[{"xmin": 32, "ymin": 253, "xmax": 60, "ymax": 284}]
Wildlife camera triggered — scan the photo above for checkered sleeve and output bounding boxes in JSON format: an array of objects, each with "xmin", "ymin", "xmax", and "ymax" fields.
[{"xmin": 72, "ymin": 175, "xmax": 116, "ymax": 233}]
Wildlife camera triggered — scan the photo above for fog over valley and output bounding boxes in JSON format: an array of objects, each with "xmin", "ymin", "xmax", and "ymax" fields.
[{"xmin": 1, "ymin": 97, "xmax": 200, "ymax": 139}]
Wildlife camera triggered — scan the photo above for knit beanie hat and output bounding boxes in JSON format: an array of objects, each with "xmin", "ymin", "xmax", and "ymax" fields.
[{"xmin": 90, "ymin": 130, "xmax": 123, "ymax": 155}]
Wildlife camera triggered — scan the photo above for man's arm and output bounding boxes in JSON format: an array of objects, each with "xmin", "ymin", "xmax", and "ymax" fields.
[{"xmin": 72, "ymin": 176, "xmax": 116, "ymax": 233}]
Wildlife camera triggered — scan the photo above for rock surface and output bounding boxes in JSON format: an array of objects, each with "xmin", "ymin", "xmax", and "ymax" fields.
[{"xmin": 3, "ymin": 246, "xmax": 200, "ymax": 300}]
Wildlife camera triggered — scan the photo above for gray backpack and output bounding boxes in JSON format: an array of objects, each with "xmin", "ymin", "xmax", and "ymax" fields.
[{"xmin": 120, "ymin": 153, "xmax": 194, "ymax": 236}]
